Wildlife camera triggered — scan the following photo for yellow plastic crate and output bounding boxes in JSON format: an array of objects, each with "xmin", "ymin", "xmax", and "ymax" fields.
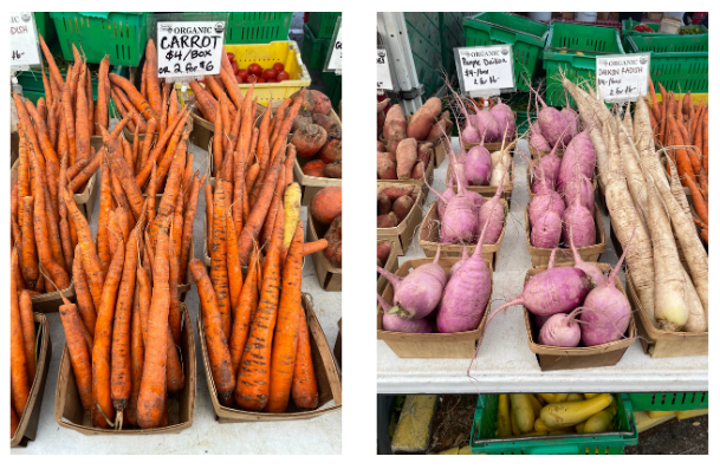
[
  {"xmin": 655, "ymin": 93, "xmax": 708, "ymax": 105},
  {"xmin": 179, "ymin": 40, "xmax": 310, "ymax": 107}
]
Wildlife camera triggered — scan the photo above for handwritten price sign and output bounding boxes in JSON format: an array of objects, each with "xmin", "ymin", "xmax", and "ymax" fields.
[
  {"xmin": 157, "ymin": 21, "xmax": 225, "ymax": 79},
  {"xmin": 324, "ymin": 18, "xmax": 342, "ymax": 74},
  {"xmin": 10, "ymin": 12, "xmax": 41, "ymax": 69},
  {"xmin": 596, "ymin": 53, "xmax": 651, "ymax": 102},
  {"xmin": 454, "ymin": 44, "xmax": 515, "ymax": 97}
]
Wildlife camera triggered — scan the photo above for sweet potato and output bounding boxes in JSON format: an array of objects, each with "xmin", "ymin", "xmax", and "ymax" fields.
[
  {"xmin": 378, "ymin": 192, "xmax": 392, "ymax": 215},
  {"xmin": 424, "ymin": 97, "xmax": 442, "ymax": 118},
  {"xmin": 377, "ymin": 212, "xmax": 398, "ymax": 228},
  {"xmin": 382, "ymin": 186, "xmax": 413, "ymax": 201},
  {"xmin": 291, "ymin": 124, "xmax": 327, "ymax": 158},
  {"xmin": 396, "ymin": 138, "xmax": 418, "ymax": 179},
  {"xmin": 377, "ymin": 241, "xmax": 393, "ymax": 266},
  {"xmin": 425, "ymin": 111, "xmax": 451, "ymax": 142},
  {"xmin": 407, "ymin": 108, "xmax": 436, "ymax": 141},
  {"xmin": 324, "ymin": 161, "xmax": 342, "ymax": 178},
  {"xmin": 392, "ymin": 195, "xmax": 415, "ymax": 223},
  {"xmin": 377, "ymin": 152, "xmax": 397, "ymax": 179},
  {"xmin": 417, "ymin": 142, "xmax": 433, "ymax": 169},
  {"xmin": 383, "ymin": 104, "xmax": 407, "ymax": 140},
  {"xmin": 410, "ymin": 162, "xmax": 425, "ymax": 179},
  {"xmin": 323, "ymin": 215, "xmax": 342, "ymax": 267},
  {"xmin": 377, "ymin": 141, "xmax": 387, "ymax": 152},
  {"xmin": 310, "ymin": 186, "xmax": 342, "ymax": 225},
  {"xmin": 377, "ymin": 98, "xmax": 391, "ymax": 132},
  {"xmin": 301, "ymin": 159, "xmax": 326, "ymax": 177},
  {"xmin": 310, "ymin": 90, "xmax": 332, "ymax": 115},
  {"xmin": 319, "ymin": 138, "xmax": 341, "ymax": 164}
]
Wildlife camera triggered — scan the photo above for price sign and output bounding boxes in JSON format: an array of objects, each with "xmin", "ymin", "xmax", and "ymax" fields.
[
  {"xmin": 454, "ymin": 45, "xmax": 515, "ymax": 97},
  {"xmin": 377, "ymin": 48, "xmax": 393, "ymax": 90},
  {"xmin": 10, "ymin": 12, "xmax": 41, "ymax": 69},
  {"xmin": 156, "ymin": 21, "xmax": 225, "ymax": 79},
  {"xmin": 324, "ymin": 18, "xmax": 342, "ymax": 74},
  {"xmin": 596, "ymin": 53, "xmax": 651, "ymax": 102}
]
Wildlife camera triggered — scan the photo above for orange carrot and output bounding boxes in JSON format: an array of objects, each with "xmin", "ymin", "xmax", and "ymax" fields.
[
  {"xmin": 291, "ymin": 305, "xmax": 319, "ymax": 410},
  {"xmin": 168, "ymin": 209, "xmax": 183, "ymax": 345},
  {"xmin": 58, "ymin": 154, "xmax": 74, "ymax": 270},
  {"xmin": 136, "ymin": 259, "xmax": 152, "ymax": 347},
  {"xmin": 211, "ymin": 180, "xmax": 232, "ymax": 339},
  {"xmin": 11, "ymin": 404, "xmax": 19, "ymax": 438},
  {"xmin": 180, "ymin": 174, "xmax": 204, "ymax": 284},
  {"xmin": 302, "ymin": 239, "xmax": 330, "ymax": 256},
  {"xmin": 101, "ymin": 128, "xmax": 145, "ymax": 220},
  {"xmin": 18, "ymin": 290, "xmax": 37, "ymax": 384},
  {"xmin": 75, "ymin": 65, "xmax": 91, "ymax": 164},
  {"xmin": 144, "ymin": 40, "xmax": 162, "ymax": 114},
  {"xmin": 11, "ymin": 248, "xmax": 30, "ymax": 417},
  {"xmin": 19, "ymin": 196, "xmax": 39, "ymax": 285},
  {"xmin": 59, "ymin": 301, "xmax": 94, "ymax": 412},
  {"xmin": 139, "ymin": 118, "xmax": 158, "ymax": 172},
  {"xmin": 191, "ymin": 259, "xmax": 236, "ymax": 403},
  {"xmin": 38, "ymin": 34, "xmax": 63, "ymax": 89},
  {"xmin": 212, "ymin": 109, "xmax": 223, "ymax": 178},
  {"xmin": 97, "ymin": 158, "xmax": 113, "ymax": 277},
  {"xmin": 189, "ymin": 79, "xmax": 218, "ymax": 122},
  {"xmin": 219, "ymin": 66, "xmax": 243, "ymax": 110},
  {"xmin": 109, "ymin": 73, "xmax": 158, "ymax": 122},
  {"xmin": 266, "ymin": 223, "xmax": 304, "ymax": 413},
  {"xmin": 95, "ymin": 56, "xmax": 110, "ymax": 134},
  {"xmin": 126, "ymin": 285, "xmax": 144, "ymax": 426},
  {"xmin": 205, "ymin": 183, "xmax": 214, "ymax": 254},
  {"xmin": 166, "ymin": 325, "xmax": 185, "ymax": 393},
  {"xmin": 228, "ymin": 248, "xmax": 259, "ymax": 375},
  {"xmin": 73, "ymin": 245, "xmax": 97, "ymax": 334},
  {"xmin": 137, "ymin": 229, "xmax": 170, "ymax": 429},
  {"xmin": 225, "ymin": 208, "xmax": 244, "ymax": 315}
]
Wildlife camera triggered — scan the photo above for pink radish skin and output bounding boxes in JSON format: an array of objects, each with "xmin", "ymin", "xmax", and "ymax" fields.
[
  {"xmin": 464, "ymin": 144, "xmax": 492, "ymax": 186},
  {"xmin": 531, "ymin": 86, "xmax": 565, "ymax": 148},
  {"xmin": 436, "ymin": 218, "xmax": 493, "ymax": 333},
  {"xmin": 490, "ymin": 98, "xmax": 516, "ymax": 142},
  {"xmin": 531, "ymin": 210, "xmax": 562, "ymax": 248},
  {"xmin": 538, "ymin": 311, "xmax": 582, "ymax": 347},
  {"xmin": 559, "ymin": 109, "xmax": 578, "ymax": 146},
  {"xmin": 488, "ymin": 267, "xmax": 592, "ymax": 317},
  {"xmin": 449, "ymin": 243, "xmax": 469, "ymax": 278},
  {"xmin": 378, "ymin": 294, "xmax": 433, "ymax": 333},
  {"xmin": 528, "ymin": 158, "xmax": 565, "ymax": 221},
  {"xmin": 530, "ymin": 122, "xmax": 551, "ymax": 151},
  {"xmin": 440, "ymin": 163, "xmax": 478, "ymax": 244},
  {"xmin": 568, "ymin": 224, "xmax": 605, "ymax": 286},
  {"xmin": 469, "ymin": 100, "xmax": 501, "ymax": 142},
  {"xmin": 437, "ymin": 187, "xmax": 455, "ymax": 219},
  {"xmin": 562, "ymin": 198, "xmax": 596, "ymax": 248},
  {"xmin": 557, "ymin": 129, "xmax": 596, "ymax": 193},
  {"xmin": 477, "ymin": 159, "xmax": 509, "ymax": 245},
  {"xmin": 376, "ymin": 247, "xmax": 447, "ymax": 320},
  {"xmin": 579, "ymin": 220, "xmax": 636, "ymax": 346},
  {"xmin": 563, "ymin": 175, "xmax": 594, "ymax": 212},
  {"xmin": 536, "ymin": 130, "xmax": 564, "ymax": 190}
]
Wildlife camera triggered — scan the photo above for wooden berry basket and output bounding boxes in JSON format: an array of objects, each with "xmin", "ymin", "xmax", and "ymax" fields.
[{"xmin": 376, "ymin": 183, "xmax": 424, "ymax": 256}]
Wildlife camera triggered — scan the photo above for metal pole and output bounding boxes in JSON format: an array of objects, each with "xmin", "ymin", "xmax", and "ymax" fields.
[{"xmin": 377, "ymin": 12, "xmax": 423, "ymax": 113}]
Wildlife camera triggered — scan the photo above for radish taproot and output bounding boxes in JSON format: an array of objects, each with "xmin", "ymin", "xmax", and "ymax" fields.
[{"xmin": 477, "ymin": 158, "xmax": 509, "ymax": 244}]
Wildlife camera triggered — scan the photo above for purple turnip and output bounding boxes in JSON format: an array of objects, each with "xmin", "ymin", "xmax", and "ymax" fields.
[
  {"xmin": 538, "ymin": 311, "xmax": 582, "ymax": 347},
  {"xmin": 562, "ymin": 197, "xmax": 596, "ymax": 248},
  {"xmin": 531, "ymin": 86, "xmax": 565, "ymax": 148},
  {"xmin": 378, "ymin": 294, "xmax": 433, "ymax": 333},
  {"xmin": 490, "ymin": 98, "xmax": 516, "ymax": 142}
]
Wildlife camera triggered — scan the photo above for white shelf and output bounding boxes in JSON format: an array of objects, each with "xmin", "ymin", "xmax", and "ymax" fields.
[{"xmin": 377, "ymin": 139, "xmax": 709, "ymax": 394}]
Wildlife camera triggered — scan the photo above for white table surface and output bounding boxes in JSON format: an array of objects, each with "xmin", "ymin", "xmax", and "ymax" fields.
[
  {"xmin": 377, "ymin": 139, "xmax": 709, "ymax": 395},
  {"xmin": 12, "ymin": 139, "xmax": 342, "ymax": 455}
]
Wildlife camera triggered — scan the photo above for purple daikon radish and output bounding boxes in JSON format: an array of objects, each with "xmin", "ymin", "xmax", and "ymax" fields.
[
  {"xmin": 436, "ymin": 218, "xmax": 493, "ymax": 333},
  {"xmin": 437, "ymin": 131, "xmax": 478, "ymax": 244},
  {"xmin": 563, "ymin": 174, "xmax": 594, "ymax": 212},
  {"xmin": 477, "ymin": 158, "xmax": 509, "ymax": 244},
  {"xmin": 562, "ymin": 196, "xmax": 596, "ymax": 248},
  {"xmin": 559, "ymin": 93, "xmax": 579, "ymax": 146},
  {"xmin": 490, "ymin": 98, "xmax": 516, "ymax": 142},
  {"xmin": 376, "ymin": 247, "xmax": 447, "ymax": 320},
  {"xmin": 378, "ymin": 294, "xmax": 433, "ymax": 333},
  {"xmin": 528, "ymin": 160, "xmax": 565, "ymax": 221},
  {"xmin": 531, "ymin": 209, "xmax": 562, "ymax": 248},
  {"xmin": 422, "ymin": 143, "xmax": 456, "ymax": 219},
  {"xmin": 538, "ymin": 310, "xmax": 582, "ymax": 347},
  {"xmin": 449, "ymin": 242, "xmax": 469, "ymax": 278},
  {"xmin": 568, "ymin": 223, "xmax": 605, "ymax": 286},
  {"xmin": 557, "ymin": 128, "xmax": 596, "ymax": 193},
  {"xmin": 469, "ymin": 100, "xmax": 501, "ymax": 143},
  {"xmin": 536, "ymin": 131, "xmax": 563, "ymax": 190},
  {"xmin": 530, "ymin": 85, "xmax": 566, "ymax": 147},
  {"xmin": 530, "ymin": 122, "xmax": 552, "ymax": 151},
  {"xmin": 579, "ymin": 220, "xmax": 636, "ymax": 346},
  {"xmin": 464, "ymin": 142, "xmax": 492, "ymax": 185}
]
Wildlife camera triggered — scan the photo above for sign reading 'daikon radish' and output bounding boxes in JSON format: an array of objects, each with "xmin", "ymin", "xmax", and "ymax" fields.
[
  {"xmin": 10, "ymin": 12, "xmax": 41, "ymax": 69},
  {"xmin": 157, "ymin": 21, "xmax": 225, "ymax": 79},
  {"xmin": 596, "ymin": 52, "xmax": 651, "ymax": 102},
  {"xmin": 454, "ymin": 44, "xmax": 515, "ymax": 97}
]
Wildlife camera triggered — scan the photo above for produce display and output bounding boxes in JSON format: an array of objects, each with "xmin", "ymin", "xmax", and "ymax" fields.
[
  {"xmin": 293, "ymin": 91, "xmax": 342, "ymax": 178},
  {"xmin": 377, "ymin": 97, "xmax": 448, "ymax": 179},
  {"xmin": 456, "ymin": 94, "xmax": 516, "ymax": 146},
  {"xmin": 310, "ymin": 186, "xmax": 342, "ymax": 268}
]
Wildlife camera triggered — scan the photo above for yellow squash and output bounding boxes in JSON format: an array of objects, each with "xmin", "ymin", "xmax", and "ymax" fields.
[
  {"xmin": 497, "ymin": 394, "xmax": 512, "ymax": 438},
  {"xmin": 511, "ymin": 394, "xmax": 535, "ymax": 434},
  {"xmin": 581, "ymin": 407, "xmax": 616, "ymax": 433},
  {"xmin": 540, "ymin": 393, "xmax": 614, "ymax": 429}
]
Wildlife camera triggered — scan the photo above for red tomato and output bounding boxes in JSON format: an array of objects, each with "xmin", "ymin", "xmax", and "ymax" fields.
[
  {"xmin": 257, "ymin": 77, "xmax": 267, "ymax": 83},
  {"xmin": 272, "ymin": 62, "xmax": 284, "ymax": 72},
  {"xmin": 237, "ymin": 69, "xmax": 249, "ymax": 80},
  {"xmin": 248, "ymin": 63, "xmax": 262, "ymax": 76},
  {"xmin": 231, "ymin": 61, "xmax": 239, "ymax": 73},
  {"xmin": 227, "ymin": 52, "xmax": 235, "ymax": 61},
  {"xmin": 266, "ymin": 78, "xmax": 277, "ymax": 83},
  {"xmin": 245, "ymin": 75, "xmax": 257, "ymax": 84},
  {"xmin": 276, "ymin": 71, "xmax": 290, "ymax": 82},
  {"xmin": 262, "ymin": 69, "xmax": 277, "ymax": 80}
]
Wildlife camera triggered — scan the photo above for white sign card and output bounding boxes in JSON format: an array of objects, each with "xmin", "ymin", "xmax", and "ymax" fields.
[
  {"xmin": 596, "ymin": 53, "xmax": 651, "ymax": 102},
  {"xmin": 377, "ymin": 48, "xmax": 393, "ymax": 90},
  {"xmin": 11, "ymin": 12, "xmax": 41, "ymax": 69},
  {"xmin": 324, "ymin": 18, "xmax": 342, "ymax": 74},
  {"xmin": 454, "ymin": 44, "xmax": 515, "ymax": 97},
  {"xmin": 156, "ymin": 21, "xmax": 225, "ymax": 79}
]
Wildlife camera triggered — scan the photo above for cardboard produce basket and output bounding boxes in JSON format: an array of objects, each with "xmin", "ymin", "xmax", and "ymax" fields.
[
  {"xmin": 528, "ymin": 143, "xmax": 564, "ymax": 159},
  {"xmin": 293, "ymin": 109, "xmax": 343, "ymax": 206},
  {"xmin": 626, "ymin": 276, "xmax": 708, "ymax": 358},
  {"xmin": 377, "ymin": 155, "xmax": 434, "ymax": 200},
  {"xmin": 418, "ymin": 200, "xmax": 507, "ymax": 270},
  {"xmin": 525, "ymin": 203, "xmax": 606, "ymax": 267},
  {"xmin": 462, "ymin": 121, "xmax": 518, "ymax": 153},
  {"xmin": 55, "ymin": 305, "xmax": 196, "ymax": 435},
  {"xmin": 526, "ymin": 165, "xmax": 597, "ymax": 201},
  {"xmin": 377, "ymin": 258, "xmax": 493, "ymax": 359},
  {"xmin": 377, "ymin": 240, "xmax": 400, "ymax": 295},
  {"xmin": 28, "ymin": 283, "xmax": 76, "ymax": 314},
  {"xmin": 376, "ymin": 183, "xmax": 424, "ymax": 256},
  {"xmin": 447, "ymin": 160, "xmax": 514, "ymax": 202},
  {"xmin": 11, "ymin": 313, "xmax": 52, "ymax": 448},
  {"xmin": 198, "ymin": 294, "xmax": 342, "ymax": 422},
  {"xmin": 523, "ymin": 263, "xmax": 637, "ymax": 371},
  {"xmin": 334, "ymin": 318, "xmax": 342, "ymax": 368},
  {"xmin": 307, "ymin": 211, "xmax": 341, "ymax": 292}
]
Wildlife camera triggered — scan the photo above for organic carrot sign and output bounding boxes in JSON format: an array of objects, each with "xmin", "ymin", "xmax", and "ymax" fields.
[
  {"xmin": 10, "ymin": 12, "xmax": 41, "ymax": 69},
  {"xmin": 596, "ymin": 52, "xmax": 651, "ymax": 102},
  {"xmin": 454, "ymin": 44, "xmax": 515, "ymax": 97},
  {"xmin": 156, "ymin": 21, "xmax": 225, "ymax": 79}
]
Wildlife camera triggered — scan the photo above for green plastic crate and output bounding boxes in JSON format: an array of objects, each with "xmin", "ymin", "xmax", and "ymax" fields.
[
  {"xmin": 621, "ymin": 20, "xmax": 707, "ymax": 51},
  {"xmin": 463, "ymin": 13, "xmax": 549, "ymax": 91},
  {"xmin": 16, "ymin": 65, "xmax": 126, "ymax": 101},
  {"xmin": 18, "ymin": 89, "xmax": 45, "ymax": 106},
  {"xmin": 50, "ymin": 12, "xmax": 149, "ymax": 66},
  {"xmin": 629, "ymin": 392, "xmax": 708, "ymax": 412},
  {"xmin": 302, "ymin": 24, "xmax": 329, "ymax": 70},
  {"xmin": 543, "ymin": 22, "xmax": 624, "ymax": 107},
  {"xmin": 321, "ymin": 71, "xmax": 341, "ymax": 111},
  {"xmin": 470, "ymin": 394, "xmax": 638, "ymax": 454},
  {"xmin": 627, "ymin": 34, "xmax": 708, "ymax": 94},
  {"xmin": 34, "ymin": 12, "xmax": 57, "ymax": 43},
  {"xmin": 308, "ymin": 12, "xmax": 341, "ymax": 39},
  {"xmin": 226, "ymin": 12, "xmax": 292, "ymax": 44}
]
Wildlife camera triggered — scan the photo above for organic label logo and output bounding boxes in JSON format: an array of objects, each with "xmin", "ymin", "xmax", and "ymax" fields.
[
  {"xmin": 214, "ymin": 22, "xmax": 225, "ymax": 34},
  {"xmin": 21, "ymin": 12, "xmax": 31, "ymax": 23},
  {"xmin": 159, "ymin": 24, "xmax": 173, "ymax": 33},
  {"xmin": 639, "ymin": 56, "xmax": 648, "ymax": 65},
  {"xmin": 501, "ymin": 46, "xmax": 509, "ymax": 55}
]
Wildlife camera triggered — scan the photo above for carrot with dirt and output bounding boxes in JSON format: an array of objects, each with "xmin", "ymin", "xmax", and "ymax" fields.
[
  {"xmin": 43, "ymin": 184, "xmax": 67, "ymax": 273},
  {"xmin": 59, "ymin": 299, "xmax": 94, "ymax": 412},
  {"xmin": 189, "ymin": 79, "xmax": 218, "ymax": 122},
  {"xmin": 225, "ymin": 208, "xmax": 245, "ymax": 315},
  {"xmin": 235, "ymin": 206, "xmax": 284, "ymax": 411},
  {"xmin": 18, "ymin": 290, "xmax": 37, "ymax": 384},
  {"xmin": 38, "ymin": 34, "xmax": 63, "ymax": 90},
  {"xmin": 58, "ymin": 154, "xmax": 74, "ymax": 270},
  {"xmin": 109, "ymin": 73, "xmax": 158, "ymax": 122},
  {"xmin": 213, "ymin": 110, "xmax": 223, "ymax": 178},
  {"xmin": 11, "ymin": 248, "xmax": 31, "ymax": 417},
  {"xmin": 75, "ymin": 65, "xmax": 91, "ymax": 164},
  {"xmin": 144, "ymin": 40, "xmax": 162, "ymax": 114},
  {"xmin": 211, "ymin": 181, "xmax": 232, "ymax": 339},
  {"xmin": 19, "ymin": 196, "xmax": 39, "ymax": 285},
  {"xmin": 139, "ymin": 118, "xmax": 158, "ymax": 170},
  {"xmin": 228, "ymin": 248, "xmax": 259, "ymax": 375},
  {"xmin": 205, "ymin": 183, "xmax": 214, "ymax": 254},
  {"xmin": 266, "ymin": 223, "xmax": 304, "ymax": 413},
  {"xmin": 149, "ymin": 148, "xmax": 186, "ymax": 246},
  {"xmin": 291, "ymin": 306, "xmax": 319, "ymax": 410},
  {"xmin": 126, "ymin": 286, "xmax": 144, "ymax": 426},
  {"xmin": 137, "ymin": 229, "xmax": 171, "ymax": 429},
  {"xmin": 64, "ymin": 189, "xmax": 104, "ymax": 307},
  {"xmin": 219, "ymin": 66, "xmax": 243, "ymax": 110},
  {"xmin": 101, "ymin": 128, "xmax": 145, "ymax": 220},
  {"xmin": 136, "ymin": 259, "xmax": 152, "ymax": 347},
  {"xmin": 110, "ymin": 206, "xmax": 146, "ymax": 412},
  {"xmin": 166, "ymin": 324, "xmax": 185, "ymax": 393},
  {"xmin": 191, "ymin": 259, "xmax": 236, "ymax": 404},
  {"xmin": 302, "ymin": 239, "xmax": 330, "ymax": 256},
  {"xmin": 168, "ymin": 209, "xmax": 183, "ymax": 346},
  {"xmin": 73, "ymin": 245, "xmax": 97, "ymax": 334},
  {"xmin": 113, "ymin": 87, "xmax": 147, "ymax": 133},
  {"xmin": 180, "ymin": 173, "xmax": 203, "ymax": 284},
  {"xmin": 97, "ymin": 158, "xmax": 113, "ymax": 276}
]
